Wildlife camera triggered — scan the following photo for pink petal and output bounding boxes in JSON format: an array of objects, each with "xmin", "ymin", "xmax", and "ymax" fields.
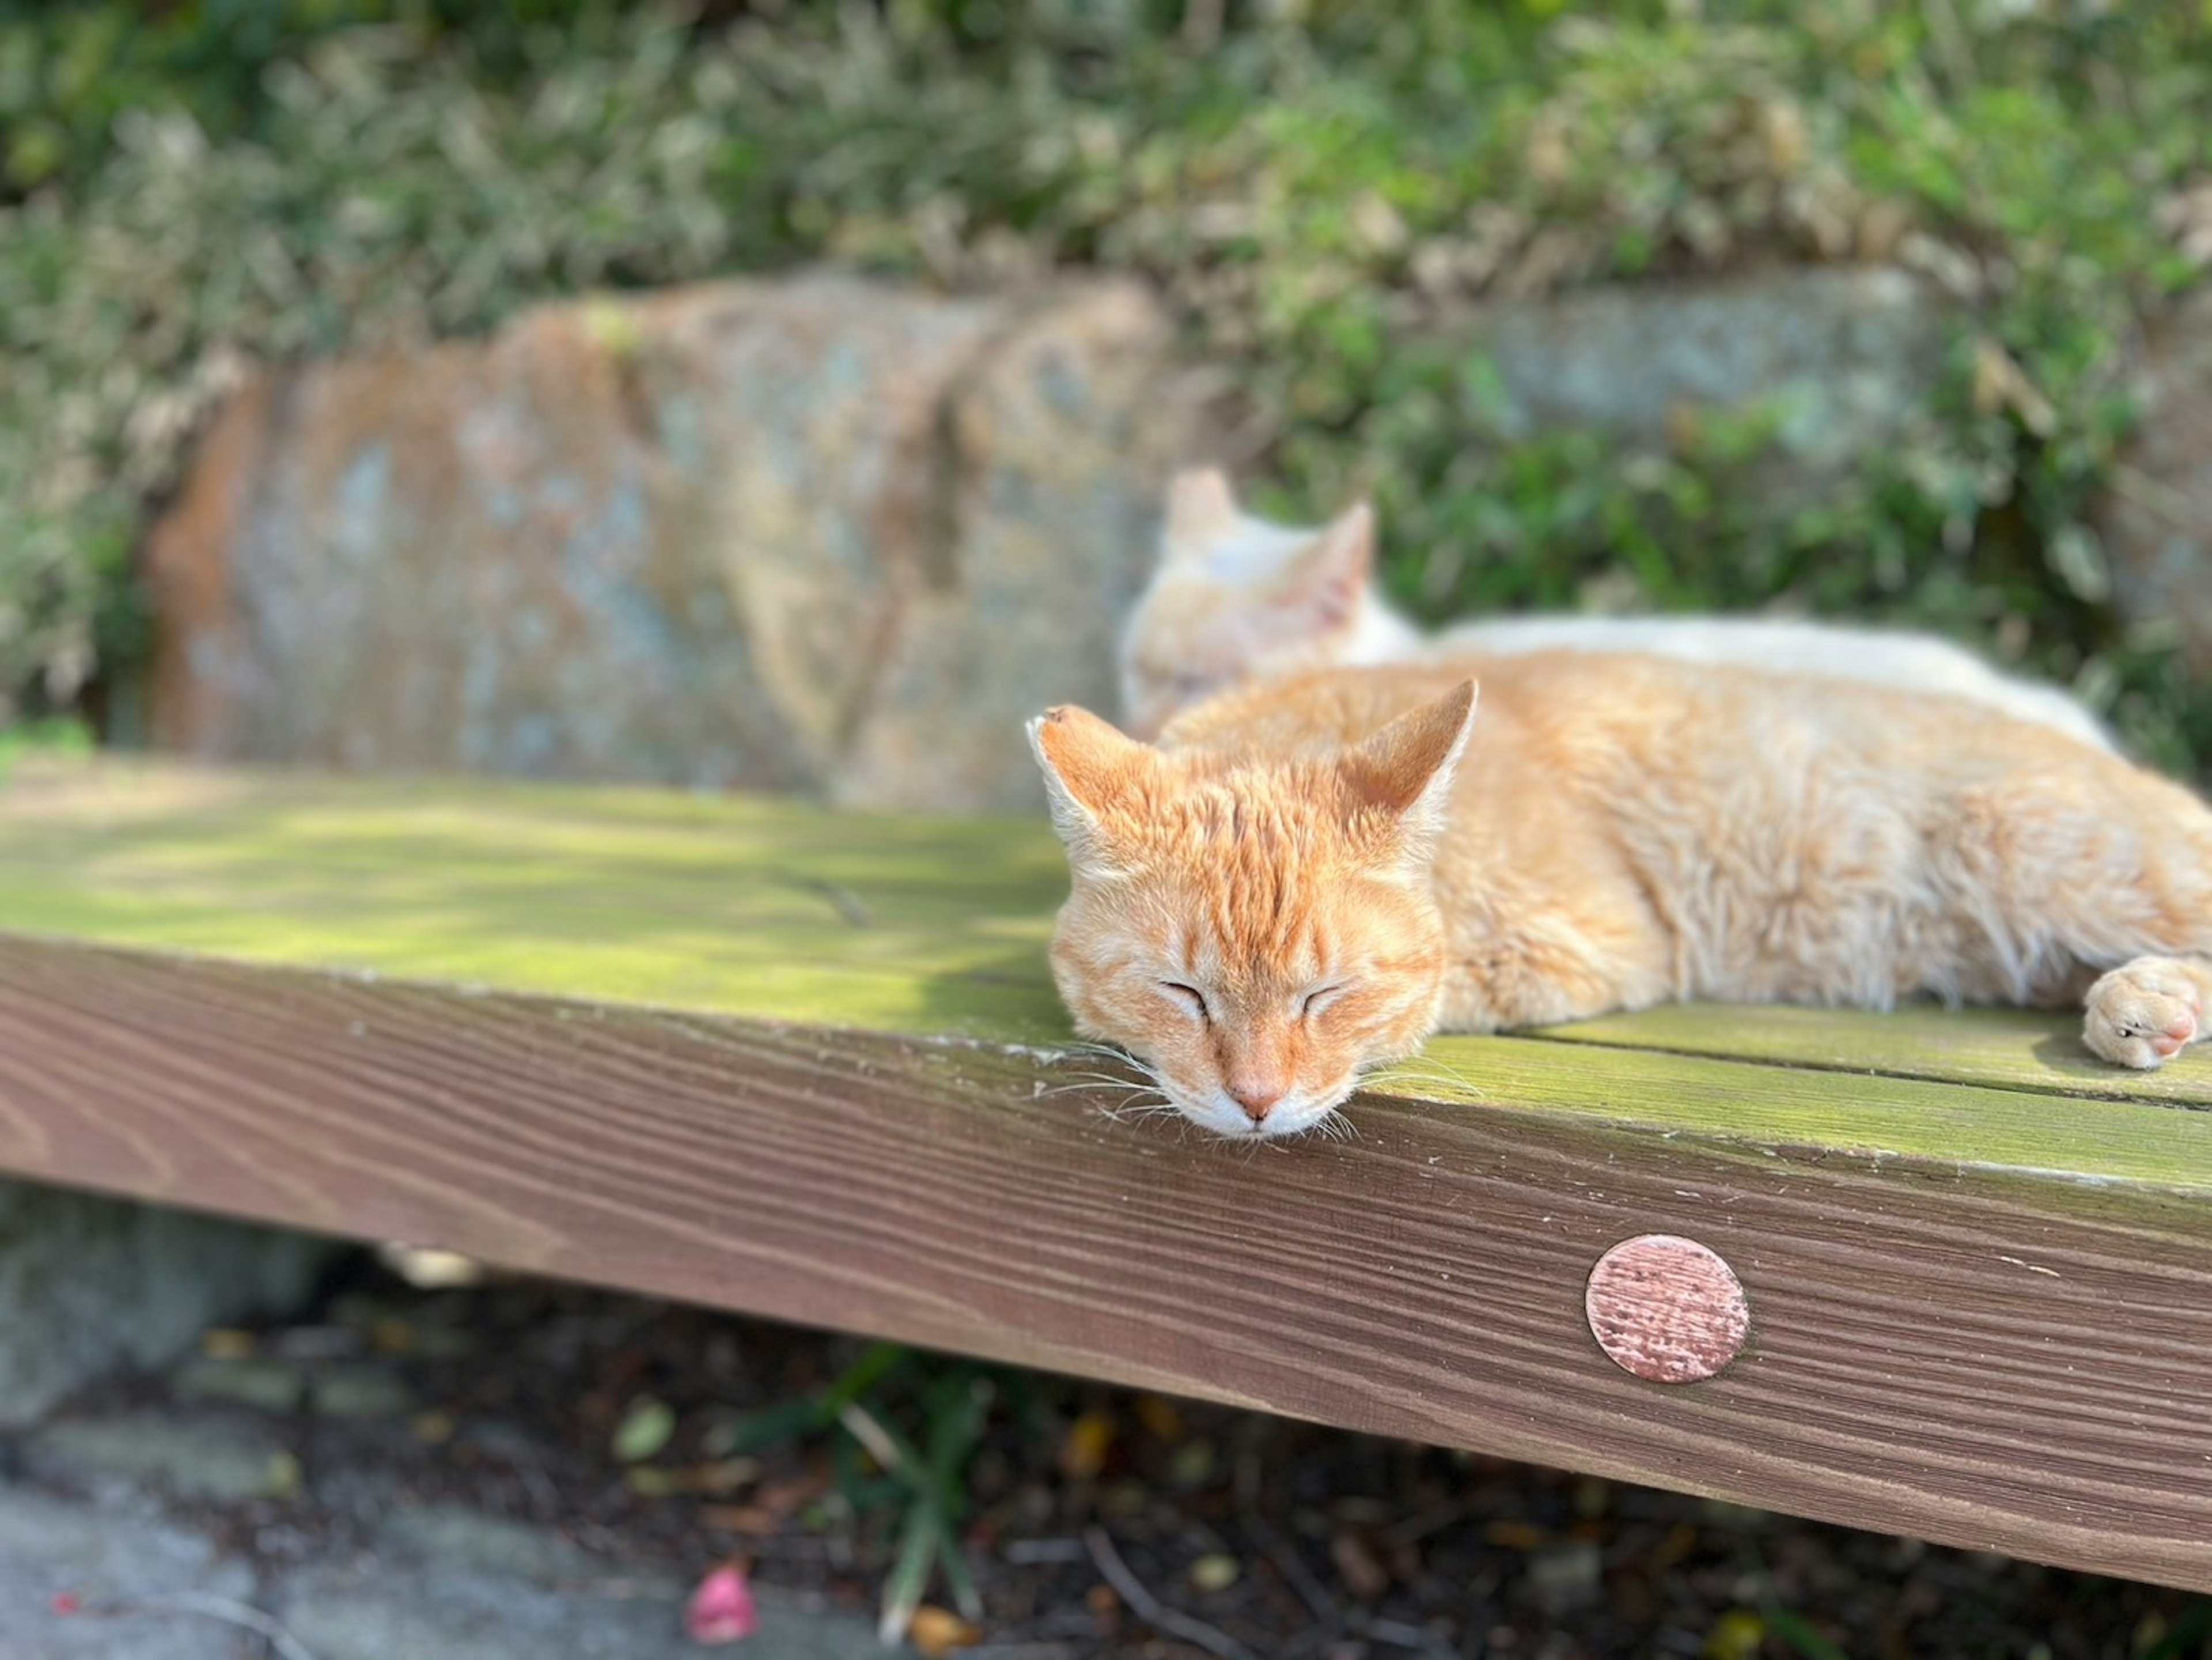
[{"xmin": 685, "ymin": 1565, "xmax": 759, "ymax": 1644}]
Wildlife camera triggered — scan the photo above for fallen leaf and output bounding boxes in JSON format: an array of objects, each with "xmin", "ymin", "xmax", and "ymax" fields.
[
  {"xmin": 685, "ymin": 1564, "xmax": 759, "ymax": 1645},
  {"xmin": 1166, "ymin": 1439, "xmax": 1215, "ymax": 1489},
  {"xmin": 907, "ymin": 1605, "xmax": 982, "ymax": 1656},
  {"xmin": 613, "ymin": 1397, "xmax": 678, "ymax": 1464},
  {"xmin": 376, "ymin": 1243, "xmax": 486, "ymax": 1288},
  {"xmin": 700, "ymin": 1472, "xmax": 825, "ymax": 1535},
  {"xmin": 1527, "ymin": 1541, "xmax": 1603, "ymax": 1613},
  {"xmin": 1481, "ymin": 1520, "xmax": 1546, "ymax": 1552},
  {"xmin": 628, "ymin": 1466, "xmax": 679, "ymax": 1498},
  {"xmin": 1704, "ymin": 1607, "xmax": 1765, "ymax": 1660},
  {"xmin": 1650, "ymin": 1522, "xmax": 1699, "ymax": 1571},
  {"xmin": 408, "ymin": 1410, "xmax": 456, "ymax": 1445},
  {"xmin": 1133, "ymin": 1396, "xmax": 1185, "ymax": 1443},
  {"xmin": 701, "ymin": 1503, "xmax": 780, "ymax": 1535},
  {"xmin": 199, "ymin": 1328, "xmax": 256, "ymax": 1360},
  {"xmin": 1188, "ymin": 1553, "xmax": 1240, "ymax": 1593},
  {"xmin": 686, "ymin": 1457, "xmax": 763, "ymax": 1496},
  {"xmin": 1058, "ymin": 1411, "xmax": 1115, "ymax": 1481},
  {"xmin": 264, "ymin": 1451, "xmax": 303, "ymax": 1501},
  {"xmin": 1330, "ymin": 1528, "xmax": 1389, "ymax": 1601}
]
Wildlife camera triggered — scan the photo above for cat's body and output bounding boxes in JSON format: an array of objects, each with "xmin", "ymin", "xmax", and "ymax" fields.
[
  {"xmin": 1119, "ymin": 470, "xmax": 2115, "ymax": 754},
  {"xmin": 1032, "ymin": 654, "xmax": 2212, "ymax": 1140}
]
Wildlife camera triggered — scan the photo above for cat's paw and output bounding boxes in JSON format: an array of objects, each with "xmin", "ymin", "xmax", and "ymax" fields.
[{"xmin": 2083, "ymin": 959, "xmax": 2203, "ymax": 1069}]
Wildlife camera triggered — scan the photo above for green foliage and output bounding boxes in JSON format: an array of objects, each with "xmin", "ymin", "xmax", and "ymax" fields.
[
  {"xmin": 711, "ymin": 1341, "xmax": 997, "ymax": 1642},
  {"xmin": 0, "ymin": 712, "xmax": 89, "ymax": 782},
  {"xmin": 2, "ymin": 1, "xmax": 2210, "ymax": 759}
]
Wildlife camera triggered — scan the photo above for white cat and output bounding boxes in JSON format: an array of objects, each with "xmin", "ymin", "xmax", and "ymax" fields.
[{"xmin": 1118, "ymin": 468, "xmax": 2115, "ymax": 753}]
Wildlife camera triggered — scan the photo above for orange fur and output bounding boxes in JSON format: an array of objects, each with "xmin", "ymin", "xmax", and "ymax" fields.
[{"xmin": 1033, "ymin": 654, "xmax": 2212, "ymax": 1139}]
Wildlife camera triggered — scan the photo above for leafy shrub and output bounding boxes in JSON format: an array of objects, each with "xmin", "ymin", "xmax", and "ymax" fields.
[{"xmin": 2, "ymin": 1, "xmax": 2210, "ymax": 763}]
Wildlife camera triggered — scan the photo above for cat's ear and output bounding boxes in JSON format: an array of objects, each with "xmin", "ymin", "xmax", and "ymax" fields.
[
  {"xmin": 1163, "ymin": 468, "xmax": 1240, "ymax": 554},
  {"xmin": 1028, "ymin": 704, "xmax": 1156, "ymax": 861},
  {"xmin": 1273, "ymin": 500, "xmax": 1374, "ymax": 630},
  {"xmin": 1338, "ymin": 680, "xmax": 1478, "ymax": 860}
]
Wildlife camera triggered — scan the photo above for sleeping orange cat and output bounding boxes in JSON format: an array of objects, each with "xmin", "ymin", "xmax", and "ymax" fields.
[{"xmin": 1030, "ymin": 656, "xmax": 2212, "ymax": 1139}]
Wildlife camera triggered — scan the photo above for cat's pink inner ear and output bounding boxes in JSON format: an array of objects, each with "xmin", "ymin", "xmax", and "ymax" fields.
[
  {"xmin": 1338, "ymin": 680, "xmax": 1479, "ymax": 823},
  {"xmin": 1164, "ymin": 468, "xmax": 1239, "ymax": 547},
  {"xmin": 1028, "ymin": 705, "xmax": 1155, "ymax": 844},
  {"xmin": 1274, "ymin": 500, "xmax": 1374, "ymax": 630}
]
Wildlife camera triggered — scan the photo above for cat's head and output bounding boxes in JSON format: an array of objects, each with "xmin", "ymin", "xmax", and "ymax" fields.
[
  {"xmin": 1117, "ymin": 468, "xmax": 1378, "ymax": 739},
  {"xmin": 1027, "ymin": 680, "xmax": 1476, "ymax": 1140}
]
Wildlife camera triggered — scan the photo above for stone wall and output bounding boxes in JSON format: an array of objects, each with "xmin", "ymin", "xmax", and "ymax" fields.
[
  {"xmin": 1459, "ymin": 266, "xmax": 1948, "ymax": 490},
  {"xmin": 2100, "ymin": 286, "xmax": 2212, "ymax": 670},
  {"xmin": 0, "ymin": 1181, "xmax": 330, "ymax": 1426},
  {"xmin": 145, "ymin": 274, "xmax": 1203, "ymax": 814},
  {"xmin": 141, "ymin": 263, "xmax": 2212, "ymax": 804}
]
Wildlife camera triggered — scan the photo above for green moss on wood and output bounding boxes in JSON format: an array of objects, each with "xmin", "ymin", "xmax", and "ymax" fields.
[
  {"xmin": 3, "ymin": 760, "xmax": 2208, "ymax": 1193},
  {"xmin": 0, "ymin": 761, "xmax": 1073, "ymax": 1041},
  {"xmin": 1388, "ymin": 1039, "xmax": 2212, "ymax": 1194},
  {"xmin": 1544, "ymin": 1003, "xmax": 2212, "ymax": 1109}
]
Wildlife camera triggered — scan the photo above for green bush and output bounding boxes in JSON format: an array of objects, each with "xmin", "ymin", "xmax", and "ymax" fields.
[{"xmin": 2, "ymin": 1, "xmax": 2209, "ymax": 763}]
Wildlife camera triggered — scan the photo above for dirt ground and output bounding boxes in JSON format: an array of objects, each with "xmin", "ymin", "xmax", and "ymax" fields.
[{"xmin": 53, "ymin": 1256, "xmax": 2211, "ymax": 1660}]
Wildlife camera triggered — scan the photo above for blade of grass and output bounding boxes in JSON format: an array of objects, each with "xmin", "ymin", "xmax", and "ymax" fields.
[{"xmin": 878, "ymin": 1499, "xmax": 941, "ymax": 1646}]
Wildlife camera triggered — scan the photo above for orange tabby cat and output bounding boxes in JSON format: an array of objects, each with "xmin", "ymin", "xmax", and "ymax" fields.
[{"xmin": 1031, "ymin": 655, "xmax": 2212, "ymax": 1139}]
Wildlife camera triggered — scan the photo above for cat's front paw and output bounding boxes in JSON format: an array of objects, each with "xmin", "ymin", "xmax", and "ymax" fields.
[{"xmin": 2083, "ymin": 959, "xmax": 2203, "ymax": 1068}]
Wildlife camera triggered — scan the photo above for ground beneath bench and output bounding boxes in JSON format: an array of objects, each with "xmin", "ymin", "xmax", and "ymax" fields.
[{"xmin": 0, "ymin": 1258, "xmax": 2199, "ymax": 1660}]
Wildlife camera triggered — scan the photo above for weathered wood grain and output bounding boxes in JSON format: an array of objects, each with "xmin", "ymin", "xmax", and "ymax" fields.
[
  {"xmin": 0, "ymin": 935, "xmax": 2207, "ymax": 1591},
  {"xmin": 3, "ymin": 760, "xmax": 2210, "ymax": 1588},
  {"xmin": 1547, "ymin": 1002, "xmax": 2212, "ymax": 1108}
]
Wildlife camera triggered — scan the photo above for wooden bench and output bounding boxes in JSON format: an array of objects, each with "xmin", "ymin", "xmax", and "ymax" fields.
[{"xmin": 0, "ymin": 759, "xmax": 2205, "ymax": 1591}]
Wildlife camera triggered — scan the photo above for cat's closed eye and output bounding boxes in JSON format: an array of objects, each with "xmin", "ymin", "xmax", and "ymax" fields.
[
  {"xmin": 1159, "ymin": 981, "xmax": 1210, "ymax": 1020},
  {"xmin": 1300, "ymin": 984, "xmax": 1347, "ymax": 1020}
]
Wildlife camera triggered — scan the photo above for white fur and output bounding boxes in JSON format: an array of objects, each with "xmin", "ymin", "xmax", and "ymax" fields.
[{"xmin": 1426, "ymin": 606, "xmax": 2115, "ymax": 754}]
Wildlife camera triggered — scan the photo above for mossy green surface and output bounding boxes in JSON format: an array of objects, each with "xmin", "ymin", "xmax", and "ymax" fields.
[
  {"xmin": 0, "ymin": 760, "xmax": 1073, "ymax": 1042},
  {"xmin": 3, "ymin": 759, "xmax": 2206, "ymax": 1193}
]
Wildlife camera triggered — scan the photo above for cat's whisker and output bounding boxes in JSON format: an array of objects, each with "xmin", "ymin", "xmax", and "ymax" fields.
[
  {"xmin": 1055, "ymin": 1041, "xmax": 1145, "ymax": 1067},
  {"xmin": 1091, "ymin": 1088, "xmax": 1180, "ymax": 1127},
  {"xmin": 1313, "ymin": 1107, "xmax": 1360, "ymax": 1143},
  {"xmin": 1040, "ymin": 1069, "xmax": 1156, "ymax": 1096},
  {"xmin": 1364, "ymin": 1054, "xmax": 1486, "ymax": 1101},
  {"xmin": 1111, "ymin": 1088, "xmax": 1174, "ymax": 1111}
]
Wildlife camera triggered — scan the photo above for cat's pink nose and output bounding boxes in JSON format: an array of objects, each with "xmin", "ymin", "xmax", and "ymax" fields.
[{"xmin": 1228, "ymin": 1082, "xmax": 1285, "ymax": 1122}]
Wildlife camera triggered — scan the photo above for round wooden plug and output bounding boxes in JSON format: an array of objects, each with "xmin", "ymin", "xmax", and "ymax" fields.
[{"xmin": 1585, "ymin": 1234, "xmax": 1749, "ymax": 1383}]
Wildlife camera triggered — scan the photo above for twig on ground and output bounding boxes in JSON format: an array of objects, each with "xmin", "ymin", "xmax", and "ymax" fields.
[
  {"xmin": 1239, "ymin": 1511, "xmax": 1340, "ymax": 1630},
  {"xmin": 1382, "ymin": 1498, "xmax": 1469, "ymax": 1550},
  {"xmin": 1001, "ymin": 1538, "xmax": 1089, "ymax": 1566},
  {"xmin": 1363, "ymin": 1614, "xmax": 1453, "ymax": 1653},
  {"xmin": 64, "ymin": 1591, "xmax": 320, "ymax": 1660},
  {"xmin": 1083, "ymin": 1525, "xmax": 1255, "ymax": 1660}
]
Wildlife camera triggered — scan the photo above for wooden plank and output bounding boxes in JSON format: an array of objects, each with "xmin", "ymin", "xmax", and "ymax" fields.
[
  {"xmin": 1396, "ymin": 1037, "xmax": 2212, "ymax": 1194},
  {"xmin": 0, "ymin": 935, "xmax": 2205, "ymax": 1592},
  {"xmin": 1545, "ymin": 1003, "xmax": 2212, "ymax": 1109},
  {"xmin": 2, "ymin": 760, "xmax": 2207, "ymax": 1187}
]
